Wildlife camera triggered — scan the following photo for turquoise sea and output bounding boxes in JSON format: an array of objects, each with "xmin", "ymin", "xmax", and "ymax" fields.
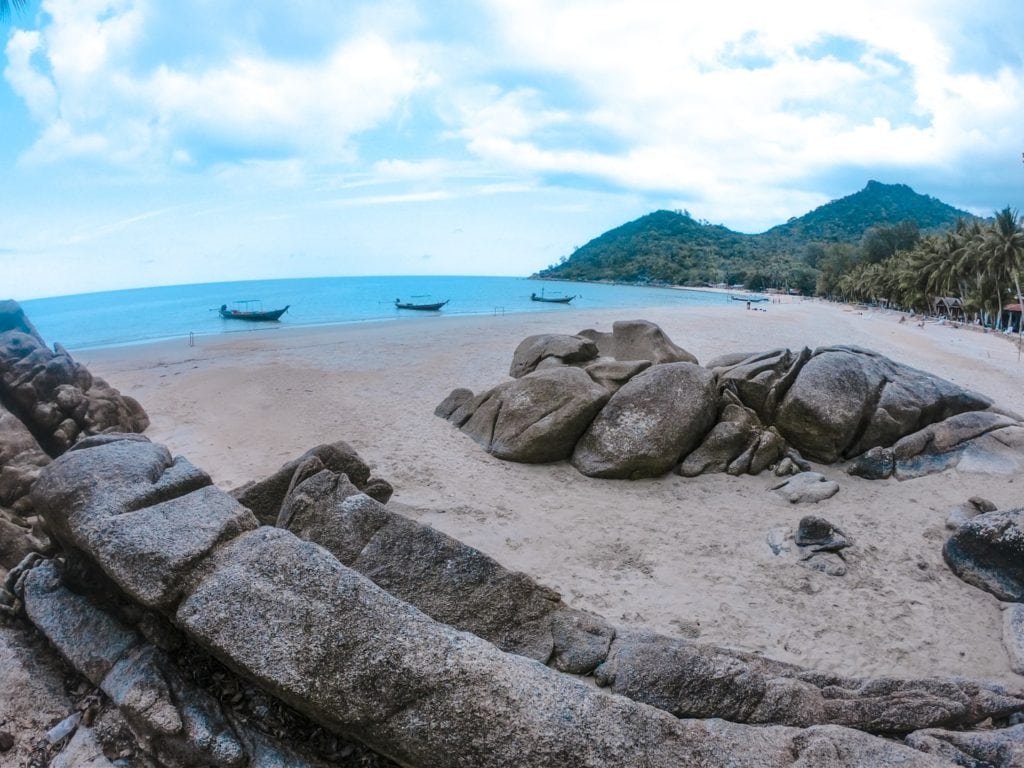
[{"xmin": 19, "ymin": 275, "xmax": 733, "ymax": 351}]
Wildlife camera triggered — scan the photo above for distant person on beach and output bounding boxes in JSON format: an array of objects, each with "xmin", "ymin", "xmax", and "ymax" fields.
[{"xmin": 746, "ymin": 301, "xmax": 750, "ymax": 310}]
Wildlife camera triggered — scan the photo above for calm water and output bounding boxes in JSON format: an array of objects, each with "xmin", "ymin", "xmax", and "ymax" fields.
[{"xmin": 19, "ymin": 276, "xmax": 732, "ymax": 351}]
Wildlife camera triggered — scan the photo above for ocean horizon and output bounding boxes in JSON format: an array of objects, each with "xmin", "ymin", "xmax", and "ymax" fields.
[{"xmin": 18, "ymin": 275, "xmax": 737, "ymax": 351}]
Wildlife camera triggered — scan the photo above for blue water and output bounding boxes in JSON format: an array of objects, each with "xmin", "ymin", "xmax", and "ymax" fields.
[{"xmin": 18, "ymin": 276, "xmax": 732, "ymax": 351}]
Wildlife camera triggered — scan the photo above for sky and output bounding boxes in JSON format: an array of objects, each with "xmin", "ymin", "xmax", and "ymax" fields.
[{"xmin": 2, "ymin": 0, "xmax": 1022, "ymax": 300}]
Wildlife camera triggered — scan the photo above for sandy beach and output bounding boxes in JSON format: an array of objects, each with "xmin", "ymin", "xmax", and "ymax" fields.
[{"xmin": 77, "ymin": 299, "xmax": 1024, "ymax": 687}]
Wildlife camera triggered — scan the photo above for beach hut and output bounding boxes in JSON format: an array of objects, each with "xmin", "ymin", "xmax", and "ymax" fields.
[
  {"xmin": 932, "ymin": 297, "xmax": 965, "ymax": 321},
  {"xmin": 1001, "ymin": 302, "xmax": 1023, "ymax": 334}
]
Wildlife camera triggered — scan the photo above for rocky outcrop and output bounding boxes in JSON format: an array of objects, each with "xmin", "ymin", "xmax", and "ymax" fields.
[
  {"xmin": 0, "ymin": 315, "xmax": 149, "ymax": 455},
  {"xmin": 678, "ymin": 395, "xmax": 787, "ymax": 477},
  {"xmin": 459, "ymin": 367, "xmax": 610, "ymax": 463},
  {"xmin": 906, "ymin": 724, "xmax": 1024, "ymax": 768},
  {"xmin": 773, "ymin": 346, "xmax": 990, "ymax": 464},
  {"xmin": 0, "ymin": 403, "xmax": 50, "ymax": 514},
  {"xmin": 275, "ymin": 467, "xmax": 1024, "ymax": 735},
  {"xmin": 26, "ymin": 435, "xmax": 995, "ymax": 766},
  {"xmin": 581, "ymin": 319, "xmax": 699, "ymax": 365},
  {"xmin": 21, "ymin": 559, "xmax": 389, "ymax": 768},
  {"xmin": 441, "ymin": 324, "xmax": 1013, "ymax": 481},
  {"xmin": 231, "ymin": 440, "xmax": 392, "ymax": 525},
  {"xmin": 0, "ymin": 403, "xmax": 52, "ymax": 570},
  {"xmin": 278, "ymin": 468, "xmax": 614, "ymax": 673},
  {"xmin": 943, "ymin": 508, "xmax": 1024, "ymax": 602},
  {"xmin": 572, "ymin": 362, "xmax": 717, "ymax": 478},
  {"xmin": 508, "ymin": 333, "xmax": 598, "ymax": 378},
  {"xmin": 593, "ymin": 629, "xmax": 1021, "ymax": 732}
]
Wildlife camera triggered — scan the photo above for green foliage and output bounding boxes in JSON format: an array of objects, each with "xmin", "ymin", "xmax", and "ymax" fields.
[{"xmin": 536, "ymin": 181, "xmax": 973, "ymax": 293}]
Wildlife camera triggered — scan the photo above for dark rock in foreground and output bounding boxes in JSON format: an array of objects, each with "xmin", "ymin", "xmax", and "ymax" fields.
[{"xmin": 944, "ymin": 508, "xmax": 1024, "ymax": 601}]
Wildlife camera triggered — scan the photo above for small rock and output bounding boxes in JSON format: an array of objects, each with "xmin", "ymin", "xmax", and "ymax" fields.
[
  {"xmin": 795, "ymin": 515, "xmax": 850, "ymax": 552},
  {"xmin": 766, "ymin": 527, "xmax": 790, "ymax": 556},
  {"xmin": 847, "ymin": 446, "xmax": 894, "ymax": 479},
  {"xmin": 771, "ymin": 472, "xmax": 840, "ymax": 504}
]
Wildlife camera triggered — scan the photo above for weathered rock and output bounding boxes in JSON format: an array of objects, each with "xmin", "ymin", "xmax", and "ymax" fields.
[
  {"xmin": 434, "ymin": 387, "xmax": 474, "ymax": 419},
  {"xmin": 771, "ymin": 472, "xmax": 840, "ymax": 504},
  {"xmin": 508, "ymin": 334, "xmax": 598, "ymax": 378},
  {"xmin": 946, "ymin": 497, "xmax": 997, "ymax": 530},
  {"xmin": 704, "ymin": 351, "xmax": 760, "ymax": 371},
  {"xmin": 906, "ymin": 723, "xmax": 1024, "ymax": 768},
  {"xmin": 795, "ymin": 516, "xmax": 850, "ymax": 552},
  {"xmin": 29, "ymin": 433, "xmax": 1024, "ymax": 757},
  {"xmin": 847, "ymin": 446, "xmax": 895, "ymax": 479},
  {"xmin": 678, "ymin": 398, "xmax": 787, "ymax": 477},
  {"xmin": 594, "ymin": 629, "xmax": 1024, "ymax": 733},
  {"xmin": 606, "ymin": 319, "xmax": 698, "ymax": 364},
  {"xmin": 0, "ymin": 509, "xmax": 48, "ymax": 570},
  {"xmin": 894, "ymin": 413, "xmax": 1024, "ymax": 479},
  {"xmin": 717, "ymin": 348, "xmax": 812, "ymax": 425},
  {"xmin": 460, "ymin": 367, "xmax": 610, "ymax": 463},
  {"xmin": 583, "ymin": 358, "xmax": 651, "ymax": 392},
  {"xmin": 0, "ymin": 403, "xmax": 51, "ymax": 511},
  {"xmin": 0, "ymin": 320, "xmax": 149, "ymax": 455},
  {"xmin": 231, "ymin": 440, "xmax": 377, "ymax": 525},
  {"xmin": 22, "ymin": 559, "xmax": 324, "ymax": 768},
  {"xmin": 677, "ymin": 402, "xmax": 762, "ymax": 477},
  {"xmin": 446, "ymin": 389, "xmax": 489, "ymax": 427},
  {"xmin": 572, "ymin": 362, "xmax": 717, "ymax": 479},
  {"xmin": 176, "ymin": 527, "xmax": 948, "ymax": 767},
  {"xmin": 774, "ymin": 346, "xmax": 992, "ymax": 463},
  {"xmin": 279, "ymin": 469, "xmax": 615, "ymax": 673},
  {"xmin": 88, "ymin": 484, "xmax": 259, "ymax": 610},
  {"xmin": 944, "ymin": 508, "xmax": 1024, "ymax": 601},
  {"xmin": 0, "ymin": 299, "xmax": 46, "ymax": 342}
]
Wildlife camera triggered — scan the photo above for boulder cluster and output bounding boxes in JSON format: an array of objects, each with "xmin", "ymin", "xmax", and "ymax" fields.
[
  {"xmin": 437, "ymin": 319, "xmax": 1024, "ymax": 480},
  {"xmin": 4, "ymin": 302, "xmax": 1024, "ymax": 767},
  {"xmin": 0, "ymin": 301, "xmax": 150, "ymax": 577}
]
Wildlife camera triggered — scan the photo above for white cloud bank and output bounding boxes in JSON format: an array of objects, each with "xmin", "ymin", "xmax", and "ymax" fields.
[{"xmin": 2, "ymin": 0, "xmax": 1022, "ymax": 297}]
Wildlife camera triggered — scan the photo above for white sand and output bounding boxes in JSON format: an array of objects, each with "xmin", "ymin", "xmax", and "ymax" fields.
[{"xmin": 79, "ymin": 299, "xmax": 1024, "ymax": 685}]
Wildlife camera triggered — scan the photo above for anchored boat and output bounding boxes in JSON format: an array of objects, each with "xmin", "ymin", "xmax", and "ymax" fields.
[{"xmin": 218, "ymin": 301, "xmax": 289, "ymax": 321}]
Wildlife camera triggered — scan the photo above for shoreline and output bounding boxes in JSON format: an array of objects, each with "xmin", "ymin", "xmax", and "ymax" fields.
[{"xmin": 79, "ymin": 300, "xmax": 1024, "ymax": 684}]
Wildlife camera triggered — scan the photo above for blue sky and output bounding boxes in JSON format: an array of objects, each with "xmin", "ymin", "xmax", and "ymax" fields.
[{"xmin": 2, "ymin": 0, "xmax": 1022, "ymax": 299}]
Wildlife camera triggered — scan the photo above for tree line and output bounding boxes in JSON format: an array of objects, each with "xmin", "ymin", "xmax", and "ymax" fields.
[{"xmin": 822, "ymin": 208, "xmax": 1024, "ymax": 329}]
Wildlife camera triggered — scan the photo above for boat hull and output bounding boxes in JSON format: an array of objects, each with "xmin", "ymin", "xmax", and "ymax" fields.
[
  {"xmin": 530, "ymin": 294, "xmax": 575, "ymax": 304},
  {"xmin": 395, "ymin": 300, "xmax": 449, "ymax": 311},
  {"xmin": 219, "ymin": 306, "xmax": 289, "ymax": 321}
]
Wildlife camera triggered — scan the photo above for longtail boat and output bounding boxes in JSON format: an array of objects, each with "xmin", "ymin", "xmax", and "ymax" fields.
[
  {"xmin": 530, "ymin": 292, "xmax": 576, "ymax": 304},
  {"xmin": 395, "ymin": 298, "xmax": 449, "ymax": 311},
  {"xmin": 219, "ymin": 302, "xmax": 289, "ymax": 321}
]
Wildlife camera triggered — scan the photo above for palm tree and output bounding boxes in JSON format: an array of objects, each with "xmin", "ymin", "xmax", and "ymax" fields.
[{"xmin": 982, "ymin": 207, "xmax": 1024, "ymax": 335}]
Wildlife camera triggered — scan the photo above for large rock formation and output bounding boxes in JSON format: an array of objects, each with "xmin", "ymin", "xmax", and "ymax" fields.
[
  {"xmin": 571, "ymin": 362, "xmax": 717, "ymax": 478},
  {"xmin": 439, "ymin": 325, "xmax": 1017, "ymax": 481},
  {"xmin": 0, "ymin": 302, "xmax": 149, "ymax": 456},
  {"xmin": 459, "ymin": 367, "xmax": 609, "ymax": 463},
  {"xmin": 276, "ymin": 461, "xmax": 1024, "ymax": 736},
  {"xmin": 24, "ymin": 434, "xmax": 981, "ymax": 767}
]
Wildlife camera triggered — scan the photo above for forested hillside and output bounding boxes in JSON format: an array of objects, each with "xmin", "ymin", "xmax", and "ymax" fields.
[{"xmin": 535, "ymin": 181, "xmax": 975, "ymax": 294}]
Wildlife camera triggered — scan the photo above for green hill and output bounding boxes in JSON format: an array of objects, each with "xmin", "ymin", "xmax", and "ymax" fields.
[{"xmin": 535, "ymin": 181, "xmax": 975, "ymax": 292}]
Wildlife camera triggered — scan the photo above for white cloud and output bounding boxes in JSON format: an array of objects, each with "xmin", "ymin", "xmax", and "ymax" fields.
[{"xmin": 7, "ymin": 3, "xmax": 431, "ymax": 166}]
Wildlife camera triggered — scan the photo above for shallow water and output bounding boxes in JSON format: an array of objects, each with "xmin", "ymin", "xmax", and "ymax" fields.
[{"xmin": 19, "ymin": 275, "xmax": 732, "ymax": 350}]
